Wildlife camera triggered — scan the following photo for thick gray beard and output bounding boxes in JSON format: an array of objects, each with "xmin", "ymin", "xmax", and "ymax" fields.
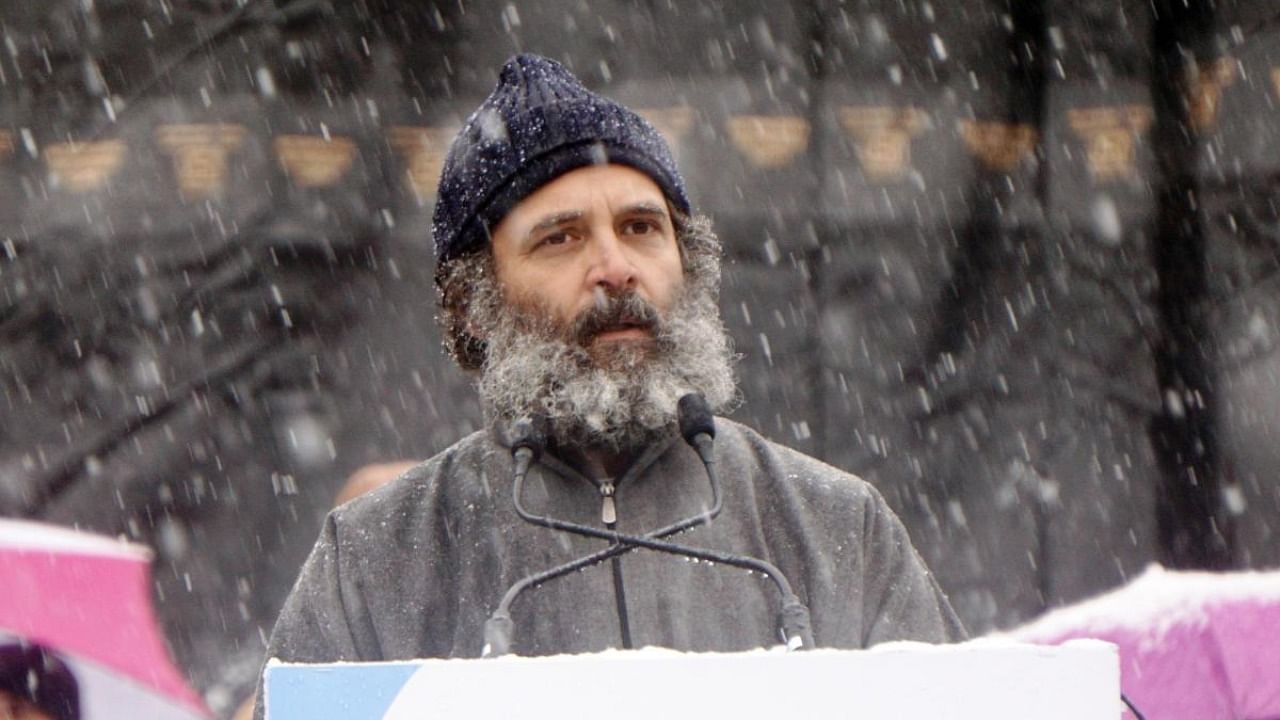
[{"xmin": 474, "ymin": 277, "xmax": 738, "ymax": 452}]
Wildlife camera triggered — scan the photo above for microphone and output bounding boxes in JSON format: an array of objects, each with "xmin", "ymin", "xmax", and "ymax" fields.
[
  {"xmin": 483, "ymin": 393, "xmax": 817, "ymax": 656},
  {"xmin": 677, "ymin": 392, "xmax": 715, "ymax": 445},
  {"xmin": 508, "ymin": 415, "xmax": 548, "ymax": 479}
]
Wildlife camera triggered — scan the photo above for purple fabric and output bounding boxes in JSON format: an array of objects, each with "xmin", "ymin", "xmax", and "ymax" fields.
[
  {"xmin": 1012, "ymin": 568, "xmax": 1280, "ymax": 720},
  {"xmin": 1214, "ymin": 601, "xmax": 1280, "ymax": 719}
]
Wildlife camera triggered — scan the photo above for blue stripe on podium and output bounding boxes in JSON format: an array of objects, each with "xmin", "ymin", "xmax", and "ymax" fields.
[{"xmin": 266, "ymin": 662, "xmax": 420, "ymax": 720}]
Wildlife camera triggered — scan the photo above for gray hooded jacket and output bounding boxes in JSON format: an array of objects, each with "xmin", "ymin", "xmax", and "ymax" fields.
[{"xmin": 255, "ymin": 418, "xmax": 963, "ymax": 715}]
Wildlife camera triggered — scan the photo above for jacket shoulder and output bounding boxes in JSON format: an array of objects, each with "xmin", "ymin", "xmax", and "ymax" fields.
[
  {"xmin": 713, "ymin": 417, "xmax": 875, "ymax": 495},
  {"xmin": 328, "ymin": 429, "xmax": 498, "ymax": 537}
]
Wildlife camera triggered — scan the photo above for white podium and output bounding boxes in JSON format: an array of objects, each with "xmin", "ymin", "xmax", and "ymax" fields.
[{"xmin": 265, "ymin": 639, "xmax": 1120, "ymax": 719}]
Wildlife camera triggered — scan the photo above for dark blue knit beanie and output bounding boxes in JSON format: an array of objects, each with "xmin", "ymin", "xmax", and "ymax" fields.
[{"xmin": 432, "ymin": 53, "xmax": 691, "ymax": 265}]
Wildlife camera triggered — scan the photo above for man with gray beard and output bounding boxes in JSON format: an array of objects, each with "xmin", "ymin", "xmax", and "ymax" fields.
[
  {"xmin": 467, "ymin": 213, "xmax": 733, "ymax": 460},
  {"xmin": 255, "ymin": 53, "xmax": 961, "ymax": 717}
]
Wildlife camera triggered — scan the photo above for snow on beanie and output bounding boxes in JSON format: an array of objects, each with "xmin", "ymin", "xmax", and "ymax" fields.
[{"xmin": 431, "ymin": 53, "xmax": 691, "ymax": 265}]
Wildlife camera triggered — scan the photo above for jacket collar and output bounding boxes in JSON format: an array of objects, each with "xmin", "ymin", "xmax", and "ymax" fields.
[{"xmin": 489, "ymin": 419, "xmax": 677, "ymax": 490}]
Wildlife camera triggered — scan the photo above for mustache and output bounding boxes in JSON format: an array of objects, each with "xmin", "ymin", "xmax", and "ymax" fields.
[{"xmin": 570, "ymin": 289, "xmax": 661, "ymax": 345}]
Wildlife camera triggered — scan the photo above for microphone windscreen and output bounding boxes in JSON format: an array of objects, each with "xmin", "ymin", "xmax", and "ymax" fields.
[
  {"xmin": 677, "ymin": 393, "xmax": 715, "ymax": 442},
  {"xmin": 510, "ymin": 416, "xmax": 548, "ymax": 459}
]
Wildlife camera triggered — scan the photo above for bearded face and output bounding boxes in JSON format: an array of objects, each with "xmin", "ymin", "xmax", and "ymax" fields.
[{"xmin": 443, "ymin": 214, "xmax": 738, "ymax": 451}]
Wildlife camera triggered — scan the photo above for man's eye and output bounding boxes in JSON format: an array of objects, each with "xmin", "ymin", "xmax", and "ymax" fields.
[
  {"xmin": 622, "ymin": 219, "xmax": 659, "ymax": 235},
  {"xmin": 537, "ymin": 232, "xmax": 571, "ymax": 247}
]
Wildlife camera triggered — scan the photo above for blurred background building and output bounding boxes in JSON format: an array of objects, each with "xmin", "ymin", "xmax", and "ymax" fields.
[{"xmin": 1, "ymin": 1, "xmax": 1277, "ymax": 716}]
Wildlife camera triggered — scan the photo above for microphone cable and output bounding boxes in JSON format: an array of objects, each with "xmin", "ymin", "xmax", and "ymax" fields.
[
  {"xmin": 1121, "ymin": 693, "xmax": 1147, "ymax": 720},
  {"xmin": 483, "ymin": 394, "xmax": 815, "ymax": 657}
]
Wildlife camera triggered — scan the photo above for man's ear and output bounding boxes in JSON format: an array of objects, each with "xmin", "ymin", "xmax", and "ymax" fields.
[
  {"xmin": 452, "ymin": 291, "xmax": 489, "ymax": 369},
  {"xmin": 669, "ymin": 203, "xmax": 691, "ymax": 271}
]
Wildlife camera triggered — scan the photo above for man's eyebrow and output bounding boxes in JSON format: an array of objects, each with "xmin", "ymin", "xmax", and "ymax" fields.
[
  {"xmin": 527, "ymin": 210, "xmax": 584, "ymax": 236},
  {"xmin": 619, "ymin": 201, "xmax": 669, "ymax": 219}
]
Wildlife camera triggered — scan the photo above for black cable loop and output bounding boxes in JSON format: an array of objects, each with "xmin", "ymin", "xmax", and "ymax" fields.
[{"xmin": 486, "ymin": 427, "xmax": 815, "ymax": 655}]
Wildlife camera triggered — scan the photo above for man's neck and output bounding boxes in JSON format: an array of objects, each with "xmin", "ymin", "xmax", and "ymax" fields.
[{"xmin": 554, "ymin": 444, "xmax": 638, "ymax": 480}]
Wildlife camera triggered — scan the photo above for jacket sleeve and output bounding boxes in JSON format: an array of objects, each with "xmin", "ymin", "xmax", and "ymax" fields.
[
  {"xmin": 251, "ymin": 511, "xmax": 374, "ymax": 719},
  {"xmin": 858, "ymin": 485, "xmax": 967, "ymax": 646}
]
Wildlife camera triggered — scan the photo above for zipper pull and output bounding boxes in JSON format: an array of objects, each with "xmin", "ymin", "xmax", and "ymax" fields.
[{"xmin": 600, "ymin": 480, "xmax": 617, "ymax": 525}]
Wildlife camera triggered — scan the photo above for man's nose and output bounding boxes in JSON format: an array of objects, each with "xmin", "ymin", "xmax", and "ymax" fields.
[{"xmin": 587, "ymin": 230, "xmax": 637, "ymax": 290}]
